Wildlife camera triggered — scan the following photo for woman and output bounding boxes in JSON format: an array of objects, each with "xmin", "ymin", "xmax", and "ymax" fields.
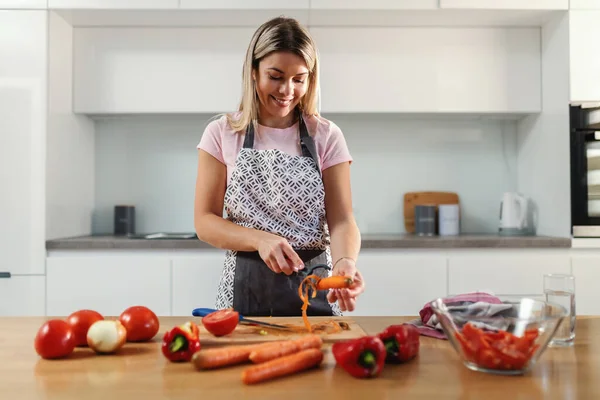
[{"xmin": 194, "ymin": 16, "xmax": 364, "ymax": 317}]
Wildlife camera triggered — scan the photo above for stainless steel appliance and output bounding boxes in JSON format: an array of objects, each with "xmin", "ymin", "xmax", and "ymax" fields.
[{"xmin": 570, "ymin": 105, "xmax": 600, "ymax": 237}]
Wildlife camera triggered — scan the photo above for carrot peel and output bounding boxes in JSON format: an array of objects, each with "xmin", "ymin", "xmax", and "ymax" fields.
[{"xmin": 298, "ymin": 274, "xmax": 353, "ymax": 333}]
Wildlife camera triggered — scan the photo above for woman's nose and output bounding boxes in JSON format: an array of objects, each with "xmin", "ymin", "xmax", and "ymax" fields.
[{"xmin": 279, "ymin": 80, "xmax": 293, "ymax": 96}]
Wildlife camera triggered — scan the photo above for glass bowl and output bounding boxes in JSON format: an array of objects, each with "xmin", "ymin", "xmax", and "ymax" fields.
[{"xmin": 430, "ymin": 297, "xmax": 568, "ymax": 375}]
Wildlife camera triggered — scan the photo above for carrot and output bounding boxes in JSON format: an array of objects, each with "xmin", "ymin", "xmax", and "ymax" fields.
[
  {"xmin": 316, "ymin": 276, "xmax": 353, "ymax": 290},
  {"xmin": 241, "ymin": 348, "xmax": 324, "ymax": 385},
  {"xmin": 249, "ymin": 335, "xmax": 323, "ymax": 364},
  {"xmin": 192, "ymin": 344, "xmax": 257, "ymax": 370}
]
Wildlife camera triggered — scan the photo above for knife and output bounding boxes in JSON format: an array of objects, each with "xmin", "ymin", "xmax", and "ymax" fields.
[{"xmin": 191, "ymin": 307, "xmax": 291, "ymax": 330}]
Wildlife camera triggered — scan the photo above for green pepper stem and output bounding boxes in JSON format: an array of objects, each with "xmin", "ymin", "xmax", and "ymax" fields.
[
  {"xmin": 358, "ymin": 350, "xmax": 377, "ymax": 370},
  {"xmin": 385, "ymin": 338, "xmax": 399, "ymax": 355},
  {"xmin": 169, "ymin": 335, "xmax": 188, "ymax": 353}
]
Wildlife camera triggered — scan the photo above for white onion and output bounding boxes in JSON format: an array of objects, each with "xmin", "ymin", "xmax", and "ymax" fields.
[{"xmin": 87, "ymin": 320, "xmax": 127, "ymax": 354}]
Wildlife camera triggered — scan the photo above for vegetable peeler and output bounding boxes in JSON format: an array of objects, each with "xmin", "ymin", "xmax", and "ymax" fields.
[
  {"xmin": 297, "ymin": 263, "xmax": 331, "ymax": 278},
  {"xmin": 191, "ymin": 308, "xmax": 291, "ymax": 330}
]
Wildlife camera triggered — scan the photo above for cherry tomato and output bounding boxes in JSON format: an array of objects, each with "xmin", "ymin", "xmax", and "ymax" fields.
[
  {"xmin": 66, "ymin": 309, "xmax": 104, "ymax": 347},
  {"xmin": 34, "ymin": 319, "xmax": 75, "ymax": 359},
  {"xmin": 119, "ymin": 306, "xmax": 160, "ymax": 342},
  {"xmin": 202, "ymin": 309, "xmax": 239, "ymax": 336}
]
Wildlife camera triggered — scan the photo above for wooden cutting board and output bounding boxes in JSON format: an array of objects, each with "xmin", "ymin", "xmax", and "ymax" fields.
[
  {"xmin": 404, "ymin": 191, "xmax": 459, "ymax": 233},
  {"xmin": 194, "ymin": 316, "xmax": 367, "ymax": 345}
]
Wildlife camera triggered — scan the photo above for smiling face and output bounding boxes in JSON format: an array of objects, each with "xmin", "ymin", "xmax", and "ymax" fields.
[{"xmin": 253, "ymin": 51, "xmax": 309, "ymax": 127}]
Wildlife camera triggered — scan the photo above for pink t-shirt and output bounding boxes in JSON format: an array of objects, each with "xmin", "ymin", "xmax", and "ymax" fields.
[{"xmin": 197, "ymin": 112, "xmax": 353, "ymax": 185}]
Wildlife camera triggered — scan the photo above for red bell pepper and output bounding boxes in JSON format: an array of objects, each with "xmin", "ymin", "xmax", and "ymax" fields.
[
  {"xmin": 331, "ymin": 336, "xmax": 386, "ymax": 379},
  {"xmin": 377, "ymin": 324, "xmax": 420, "ymax": 363},
  {"xmin": 161, "ymin": 321, "xmax": 201, "ymax": 362}
]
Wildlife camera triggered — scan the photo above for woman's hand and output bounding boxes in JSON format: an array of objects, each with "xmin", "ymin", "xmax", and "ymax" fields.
[
  {"xmin": 257, "ymin": 233, "xmax": 304, "ymax": 276},
  {"xmin": 326, "ymin": 258, "xmax": 365, "ymax": 312}
]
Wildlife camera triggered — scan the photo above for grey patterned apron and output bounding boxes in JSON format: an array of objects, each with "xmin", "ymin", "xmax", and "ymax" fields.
[{"xmin": 214, "ymin": 111, "xmax": 342, "ymax": 317}]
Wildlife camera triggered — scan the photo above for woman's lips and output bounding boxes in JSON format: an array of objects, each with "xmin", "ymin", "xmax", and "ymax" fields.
[{"xmin": 271, "ymin": 95, "xmax": 293, "ymax": 107}]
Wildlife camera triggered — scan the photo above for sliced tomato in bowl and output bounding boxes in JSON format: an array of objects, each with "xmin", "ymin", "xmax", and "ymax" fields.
[{"xmin": 202, "ymin": 309, "xmax": 239, "ymax": 336}]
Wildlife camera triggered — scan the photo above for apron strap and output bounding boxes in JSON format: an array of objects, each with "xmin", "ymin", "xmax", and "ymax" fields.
[
  {"xmin": 243, "ymin": 120, "xmax": 255, "ymax": 149},
  {"xmin": 298, "ymin": 114, "xmax": 322, "ymax": 174}
]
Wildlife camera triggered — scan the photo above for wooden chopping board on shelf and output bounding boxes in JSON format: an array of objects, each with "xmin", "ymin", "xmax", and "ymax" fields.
[
  {"xmin": 194, "ymin": 316, "xmax": 367, "ymax": 345},
  {"xmin": 404, "ymin": 191, "xmax": 459, "ymax": 233}
]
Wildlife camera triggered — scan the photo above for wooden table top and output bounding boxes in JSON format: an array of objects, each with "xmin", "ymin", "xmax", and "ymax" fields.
[{"xmin": 3, "ymin": 316, "xmax": 598, "ymax": 399}]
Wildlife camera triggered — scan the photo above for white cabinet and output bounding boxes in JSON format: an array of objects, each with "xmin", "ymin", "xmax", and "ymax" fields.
[
  {"xmin": 180, "ymin": 0, "xmax": 308, "ymax": 9},
  {"xmin": 49, "ymin": 0, "xmax": 177, "ymax": 8},
  {"xmin": 448, "ymin": 250, "xmax": 571, "ymax": 296},
  {"xmin": 570, "ymin": 11, "xmax": 600, "ymax": 102},
  {"xmin": 571, "ymin": 255, "xmax": 600, "ymax": 315},
  {"xmin": 0, "ymin": 11, "xmax": 46, "ymax": 276},
  {"xmin": 310, "ymin": 0, "xmax": 437, "ymax": 9},
  {"xmin": 0, "ymin": 276, "xmax": 45, "ymax": 316},
  {"xmin": 73, "ymin": 27, "xmax": 253, "ymax": 114},
  {"xmin": 349, "ymin": 250, "xmax": 447, "ymax": 317},
  {"xmin": 439, "ymin": 0, "xmax": 568, "ymax": 9},
  {"xmin": 571, "ymin": 0, "xmax": 600, "ymax": 9},
  {"xmin": 0, "ymin": 0, "xmax": 46, "ymax": 8},
  {"xmin": 171, "ymin": 251, "xmax": 226, "ymax": 316},
  {"xmin": 311, "ymin": 27, "xmax": 541, "ymax": 113},
  {"xmin": 46, "ymin": 256, "xmax": 171, "ymax": 316}
]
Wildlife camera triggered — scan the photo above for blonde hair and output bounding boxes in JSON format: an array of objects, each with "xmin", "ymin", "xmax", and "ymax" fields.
[{"xmin": 226, "ymin": 16, "xmax": 320, "ymax": 133}]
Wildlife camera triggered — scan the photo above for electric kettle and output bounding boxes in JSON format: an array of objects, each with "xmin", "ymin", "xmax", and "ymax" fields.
[{"xmin": 499, "ymin": 192, "xmax": 530, "ymax": 235}]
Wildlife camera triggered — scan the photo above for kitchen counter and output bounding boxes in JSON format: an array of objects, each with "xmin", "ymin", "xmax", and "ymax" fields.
[
  {"xmin": 5, "ymin": 316, "xmax": 595, "ymax": 399},
  {"xmin": 45, "ymin": 233, "xmax": 571, "ymax": 250}
]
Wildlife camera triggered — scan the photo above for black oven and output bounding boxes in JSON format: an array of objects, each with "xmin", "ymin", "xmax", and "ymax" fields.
[{"xmin": 571, "ymin": 105, "xmax": 600, "ymax": 237}]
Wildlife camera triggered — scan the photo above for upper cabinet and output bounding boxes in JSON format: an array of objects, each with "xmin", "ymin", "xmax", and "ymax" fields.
[
  {"xmin": 73, "ymin": 27, "xmax": 253, "ymax": 114},
  {"xmin": 72, "ymin": 25, "xmax": 542, "ymax": 115},
  {"xmin": 0, "ymin": 10, "xmax": 47, "ymax": 275},
  {"xmin": 571, "ymin": 0, "xmax": 600, "ymax": 9},
  {"xmin": 0, "ymin": 0, "xmax": 46, "ymax": 8},
  {"xmin": 180, "ymin": 0, "xmax": 308, "ymax": 9},
  {"xmin": 439, "ymin": 0, "xmax": 568, "ymax": 9},
  {"xmin": 49, "ymin": 0, "xmax": 178, "ymax": 8},
  {"xmin": 570, "ymin": 11, "xmax": 600, "ymax": 103},
  {"xmin": 313, "ymin": 26, "xmax": 541, "ymax": 114}
]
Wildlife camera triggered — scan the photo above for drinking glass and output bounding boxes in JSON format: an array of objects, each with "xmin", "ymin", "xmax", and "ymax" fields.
[{"xmin": 544, "ymin": 274, "xmax": 576, "ymax": 347}]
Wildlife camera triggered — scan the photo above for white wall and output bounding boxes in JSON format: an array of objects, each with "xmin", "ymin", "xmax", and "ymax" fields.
[
  {"xmin": 92, "ymin": 113, "xmax": 518, "ymax": 235},
  {"xmin": 517, "ymin": 12, "xmax": 571, "ymax": 238},
  {"xmin": 46, "ymin": 13, "xmax": 96, "ymax": 240}
]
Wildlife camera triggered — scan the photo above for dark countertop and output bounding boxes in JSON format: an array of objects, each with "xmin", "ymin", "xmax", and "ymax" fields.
[{"xmin": 45, "ymin": 233, "xmax": 572, "ymax": 250}]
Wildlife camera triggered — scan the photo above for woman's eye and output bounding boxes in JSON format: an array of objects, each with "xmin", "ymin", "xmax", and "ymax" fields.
[{"xmin": 268, "ymin": 74, "xmax": 304, "ymax": 84}]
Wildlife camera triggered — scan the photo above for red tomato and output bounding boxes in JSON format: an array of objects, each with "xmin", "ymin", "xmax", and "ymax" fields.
[
  {"xmin": 202, "ymin": 309, "xmax": 239, "ymax": 336},
  {"xmin": 66, "ymin": 309, "xmax": 104, "ymax": 347},
  {"xmin": 34, "ymin": 319, "xmax": 75, "ymax": 359},
  {"xmin": 119, "ymin": 306, "xmax": 160, "ymax": 342}
]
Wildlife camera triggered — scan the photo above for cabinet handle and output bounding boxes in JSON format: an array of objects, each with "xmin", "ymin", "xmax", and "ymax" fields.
[{"xmin": 0, "ymin": 272, "xmax": 11, "ymax": 278}]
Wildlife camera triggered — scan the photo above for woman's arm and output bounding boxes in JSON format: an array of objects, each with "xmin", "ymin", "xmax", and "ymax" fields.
[
  {"xmin": 323, "ymin": 161, "xmax": 364, "ymax": 312},
  {"xmin": 323, "ymin": 161, "xmax": 361, "ymax": 267},
  {"xmin": 194, "ymin": 150, "xmax": 303, "ymax": 274}
]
